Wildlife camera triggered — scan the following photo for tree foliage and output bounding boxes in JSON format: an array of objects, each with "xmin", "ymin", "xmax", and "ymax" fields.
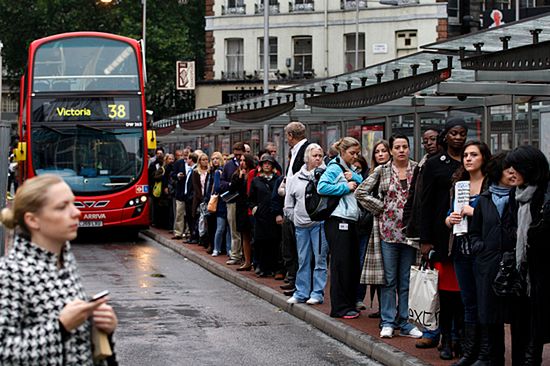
[{"xmin": 0, "ymin": 0, "xmax": 204, "ymax": 119}]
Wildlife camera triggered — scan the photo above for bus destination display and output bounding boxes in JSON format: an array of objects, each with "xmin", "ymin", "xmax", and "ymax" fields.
[{"xmin": 32, "ymin": 97, "xmax": 141, "ymax": 126}]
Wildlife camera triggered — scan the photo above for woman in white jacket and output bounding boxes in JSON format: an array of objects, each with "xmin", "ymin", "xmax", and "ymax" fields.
[{"xmin": 284, "ymin": 144, "xmax": 329, "ymax": 305}]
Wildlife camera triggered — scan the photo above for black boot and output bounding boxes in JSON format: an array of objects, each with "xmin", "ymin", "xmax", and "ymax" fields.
[
  {"xmin": 452, "ymin": 323, "xmax": 479, "ymax": 366},
  {"xmin": 523, "ymin": 338, "xmax": 543, "ymax": 366},
  {"xmin": 471, "ymin": 326, "xmax": 491, "ymax": 366},
  {"xmin": 440, "ymin": 335, "xmax": 454, "ymax": 360}
]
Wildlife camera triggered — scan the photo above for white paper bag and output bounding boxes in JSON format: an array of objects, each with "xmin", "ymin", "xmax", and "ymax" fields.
[{"xmin": 408, "ymin": 265, "xmax": 440, "ymax": 331}]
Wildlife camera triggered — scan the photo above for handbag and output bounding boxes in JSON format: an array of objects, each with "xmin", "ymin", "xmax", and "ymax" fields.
[
  {"xmin": 493, "ymin": 251, "xmax": 524, "ymax": 297},
  {"xmin": 408, "ymin": 261, "xmax": 440, "ymax": 331},
  {"xmin": 221, "ymin": 190, "xmax": 239, "ymax": 203},
  {"xmin": 92, "ymin": 327, "xmax": 112, "ymax": 361},
  {"xmin": 152, "ymin": 180, "xmax": 162, "ymax": 198},
  {"xmin": 207, "ymin": 194, "xmax": 218, "ymax": 213}
]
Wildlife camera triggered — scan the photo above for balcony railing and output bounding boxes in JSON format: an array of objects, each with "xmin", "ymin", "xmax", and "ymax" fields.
[
  {"xmin": 254, "ymin": 3, "xmax": 281, "ymax": 14},
  {"xmin": 221, "ymin": 4, "xmax": 247, "ymax": 15},
  {"xmin": 289, "ymin": 2, "xmax": 315, "ymax": 12},
  {"xmin": 341, "ymin": 0, "xmax": 367, "ymax": 9},
  {"xmin": 221, "ymin": 70, "xmax": 248, "ymax": 80}
]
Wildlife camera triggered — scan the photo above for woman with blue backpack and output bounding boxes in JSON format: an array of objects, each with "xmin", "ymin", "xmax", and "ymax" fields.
[{"xmin": 318, "ymin": 137, "xmax": 364, "ymax": 319}]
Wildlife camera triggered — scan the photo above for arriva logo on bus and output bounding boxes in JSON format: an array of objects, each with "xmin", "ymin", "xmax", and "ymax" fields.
[
  {"xmin": 56, "ymin": 107, "xmax": 92, "ymax": 117},
  {"xmin": 83, "ymin": 213, "xmax": 107, "ymax": 220}
]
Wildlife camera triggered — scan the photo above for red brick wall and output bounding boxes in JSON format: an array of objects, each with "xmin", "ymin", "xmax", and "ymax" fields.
[
  {"xmin": 437, "ymin": 18, "xmax": 448, "ymax": 41},
  {"xmin": 205, "ymin": 0, "xmax": 215, "ymax": 80}
]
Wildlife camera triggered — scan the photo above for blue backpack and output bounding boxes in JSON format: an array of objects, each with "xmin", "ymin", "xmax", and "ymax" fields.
[{"xmin": 304, "ymin": 164, "xmax": 346, "ymax": 221}]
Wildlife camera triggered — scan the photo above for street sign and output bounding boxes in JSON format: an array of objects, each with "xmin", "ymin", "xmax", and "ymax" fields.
[{"xmin": 176, "ymin": 61, "xmax": 195, "ymax": 90}]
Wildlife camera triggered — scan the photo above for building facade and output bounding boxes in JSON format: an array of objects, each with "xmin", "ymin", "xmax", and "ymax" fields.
[{"xmin": 205, "ymin": 0, "xmax": 447, "ymax": 80}]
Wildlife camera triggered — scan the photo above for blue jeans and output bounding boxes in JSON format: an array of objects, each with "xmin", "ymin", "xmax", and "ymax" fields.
[
  {"xmin": 380, "ymin": 241, "xmax": 417, "ymax": 331},
  {"xmin": 454, "ymin": 251, "xmax": 477, "ymax": 324},
  {"xmin": 294, "ymin": 223, "xmax": 329, "ymax": 302},
  {"xmin": 214, "ymin": 216, "xmax": 231, "ymax": 254},
  {"xmin": 356, "ymin": 234, "xmax": 368, "ymax": 302}
]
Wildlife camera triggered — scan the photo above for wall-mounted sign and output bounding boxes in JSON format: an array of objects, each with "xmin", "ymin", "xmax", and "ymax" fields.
[
  {"xmin": 222, "ymin": 90, "xmax": 264, "ymax": 104},
  {"xmin": 176, "ymin": 61, "xmax": 195, "ymax": 90},
  {"xmin": 373, "ymin": 43, "xmax": 388, "ymax": 54}
]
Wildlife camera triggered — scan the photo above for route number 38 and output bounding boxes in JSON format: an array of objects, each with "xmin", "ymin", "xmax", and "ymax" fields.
[{"xmin": 108, "ymin": 104, "xmax": 127, "ymax": 119}]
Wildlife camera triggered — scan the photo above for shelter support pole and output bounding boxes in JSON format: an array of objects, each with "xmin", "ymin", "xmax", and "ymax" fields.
[
  {"xmin": 511, "ymin": 95, "xmax": 517, "ymax": 148},
  {"xmin": 385, "ymin": 116, "xmax": 392, "ymax": 139},
  {"xmin": 413, "ymin": 111, "xmax": 421, "ymax": 161},
  {"xmin": 483, "ymin": 101, "xmax": 490, "ymax": 146},
  {"xmin": 0, "ymin": 122, "xmax": 10, "ymax": 256}
]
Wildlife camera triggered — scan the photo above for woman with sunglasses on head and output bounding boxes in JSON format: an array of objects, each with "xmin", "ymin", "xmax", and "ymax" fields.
[{"xmin": 318, "ymin": 137, "xmax": 364, "ymax": 319}]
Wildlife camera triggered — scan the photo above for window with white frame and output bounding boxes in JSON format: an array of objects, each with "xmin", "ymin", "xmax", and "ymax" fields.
[
  {"xmin": 395, "ymin": 30, "xmax": 417, "ymax": 58},
  {"xmin": 344, "ymin": 33, "xmax": 365, "ymax": 72},
  {"xmin": 225, "ymin": 0, "xmax": 246, "ymax": 15},
  {"xmin": 225, "ymin": 38, "xmax": 244, "ymax": 78},
  {"xmin": 292, "ymin": 0, "xmax": 314, "ymax": 11},
  {"xmin": 259, "ymin": 37, "xmax": 278, "ymax": 71},
  {"xmin": 293, "ymin": 36, "xmax": 312, "ymax": 76},
  {"xmin": 1, "ymin": 94, "xmax": 17, "ymax": 113}
]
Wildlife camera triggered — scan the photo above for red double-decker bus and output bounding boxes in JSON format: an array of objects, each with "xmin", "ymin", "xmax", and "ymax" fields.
[{"xmin": 15, "ymin": 32, "xmax": 156, "ymax": 231}]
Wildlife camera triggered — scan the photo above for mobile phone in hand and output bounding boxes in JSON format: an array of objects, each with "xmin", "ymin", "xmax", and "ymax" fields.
[{"xmin": 90, "ymin": 290, "xmax": 110, "ymax": 302}]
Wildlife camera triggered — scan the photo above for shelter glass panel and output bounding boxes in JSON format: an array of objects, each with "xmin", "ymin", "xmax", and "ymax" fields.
[
  {"xmin": 490, "ymin": 105, "xmax": 513, "ymax": 153},
  {"xmin": 270, "ymin": 126, "xmax": 288, "ymax": 172},
  {"xmin": 326, "ymin": 125, "xmax": 341, "ymax": 150},
  {"xmin": 361, "ymin": 122, "xmax": 384, "ymax": 163},
  {"xmin": 309, "ymin": 124, "xmax": 323, "ymax": 146}
]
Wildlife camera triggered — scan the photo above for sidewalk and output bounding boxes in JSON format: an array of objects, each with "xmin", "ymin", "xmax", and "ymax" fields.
[{"xmin": 144, "ymin": 228, "xmax": 550, "ymax": 366}]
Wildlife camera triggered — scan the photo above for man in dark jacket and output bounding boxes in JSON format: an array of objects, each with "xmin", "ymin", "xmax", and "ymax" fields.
[
  {"xmin": 184, "ymin": 153, "xmax": 198, "ymax": 243},
  {"xmin": 171, "ymin": 152, "xmax": 188, "ymax": 239},
  {"xmin": 221, "ymin": 142, "xmax": 245, "ymax": 265},
  {"xmin": 148, "ymin": 147, "xmax": 164, "ymax": 226}
]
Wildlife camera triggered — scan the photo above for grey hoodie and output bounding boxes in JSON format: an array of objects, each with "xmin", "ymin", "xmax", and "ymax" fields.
[{"xmin": 284, "ymin": 164, "xmax": 318, "ymax": 228}]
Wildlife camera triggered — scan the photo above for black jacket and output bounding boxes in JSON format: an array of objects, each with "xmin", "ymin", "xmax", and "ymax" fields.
[
  {"xmin": 525, "ymin": 182, "xmax": 550, "ymax": 343},
  {"xmin": 419, "ymin": 152, "xmax": 462, "ymax": 261},
  {"xmin": 287, "ymin": 140, "xmax": 309, "ymax": 176},
  {"xmin": 249, "ymin": 174, "xmax": 278, "ymax": 240},
  {"xmin": 470, "ymin": 189, "xmax": 518, "ymax": 324},
  {"xmin": 171, "ymin": 159, "xmax": 187, "ymax": 201}
]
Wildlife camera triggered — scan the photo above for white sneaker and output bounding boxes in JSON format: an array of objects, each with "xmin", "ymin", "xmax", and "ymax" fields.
[
  {"xmin": 380, "ymin": 327, "xmax": 394, "ymax": 338},
  {"xmin": 355, "ymin": 301, "xmax": 367, "ymax": 310},
  {"xmin": 287, "ymin": 296, "xmax": 300, "ymax": 304},
  {"xmin": 400, "ymin": 327, "xmax": 423, "ymax": 339},
  {"xmin": 211, "ymin": 251, "xmax": 219, "ymax": 257},
  {"xmin": 306, "ymin": 298, "xmax": 321, "ymax": 305}
]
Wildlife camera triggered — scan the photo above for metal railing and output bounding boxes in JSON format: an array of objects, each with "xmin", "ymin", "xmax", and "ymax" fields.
[
  {"xmin": 221, "ymin": 4, "xmax": 247, "ymax": 15},
  {"xmin": 289, "ymin": 1, "xmax": 315, "ymax": 12},
  {"xmin": 255, "ymin": 3, "xmax": 281, "ymax": 14},
  {"xmin": 341, "ymin": 0, "xmax": 367, "ymax": 9}
]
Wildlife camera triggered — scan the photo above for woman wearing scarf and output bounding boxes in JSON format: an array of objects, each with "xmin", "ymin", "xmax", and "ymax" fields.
[
  {"xmin": 468, "ymin": 153, "xmax": 520, "ymax": 365},
  {"xmin": 504, "ymin": 146, "xmax": 550, "ymax": 365}
]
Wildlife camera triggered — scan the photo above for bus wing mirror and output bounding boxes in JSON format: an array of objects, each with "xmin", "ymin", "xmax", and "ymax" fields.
[
  {"xmin": 13, "ymin": 142, "xmax": 27, "ymax": 161},
  {"xmin": 147, "ymin": 130, "xmax": 157, "ymax": 150}
]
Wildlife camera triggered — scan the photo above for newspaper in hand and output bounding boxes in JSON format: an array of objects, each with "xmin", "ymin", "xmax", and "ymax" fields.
[{"xmin": 453, "ymin": 181, "xmax": 470, "ymax": 236}]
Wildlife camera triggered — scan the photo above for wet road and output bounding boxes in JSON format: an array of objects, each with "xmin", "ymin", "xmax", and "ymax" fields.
[{"xmin": 73, "ymin": 234, "xmax": 379, "ymax": 366}]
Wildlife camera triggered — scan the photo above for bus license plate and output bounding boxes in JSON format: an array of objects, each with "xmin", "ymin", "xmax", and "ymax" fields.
[{"xmin": 79, "ymin": 221, "xmax": 103, "ymax": 227}]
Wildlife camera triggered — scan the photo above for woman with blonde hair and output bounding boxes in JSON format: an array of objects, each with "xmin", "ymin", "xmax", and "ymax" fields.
[
  {"xmin": 318, "ymin": 137, "xmax": 364, "ymax": 319},
  {"xmin": 192, "ymin": 153, "xmax": 211, "ymax": 248},
  {"xmin": 0, "ymin": 174, "xmax": 118, "ymax": 364}
]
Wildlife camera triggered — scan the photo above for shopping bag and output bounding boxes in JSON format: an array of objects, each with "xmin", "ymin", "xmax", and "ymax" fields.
[
  {"xmin": 152, "ymin": 181, "xmax": 162, "ymax": 198},
  {"xmin": 408, "ymin": 265, "xmax": 439, "ymax": 331},
  {"xmin": 198, "ymin": 202, "xmax": 209, "ymax": 237},
  {"xmin": 207, "ymin": 194, "xmax": 219, "ymax": 213}
]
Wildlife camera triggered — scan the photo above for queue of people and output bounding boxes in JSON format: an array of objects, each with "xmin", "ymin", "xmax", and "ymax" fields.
[{"xmin": 149, "ymin": 118, "xmax": 550, "ymax": 364}]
